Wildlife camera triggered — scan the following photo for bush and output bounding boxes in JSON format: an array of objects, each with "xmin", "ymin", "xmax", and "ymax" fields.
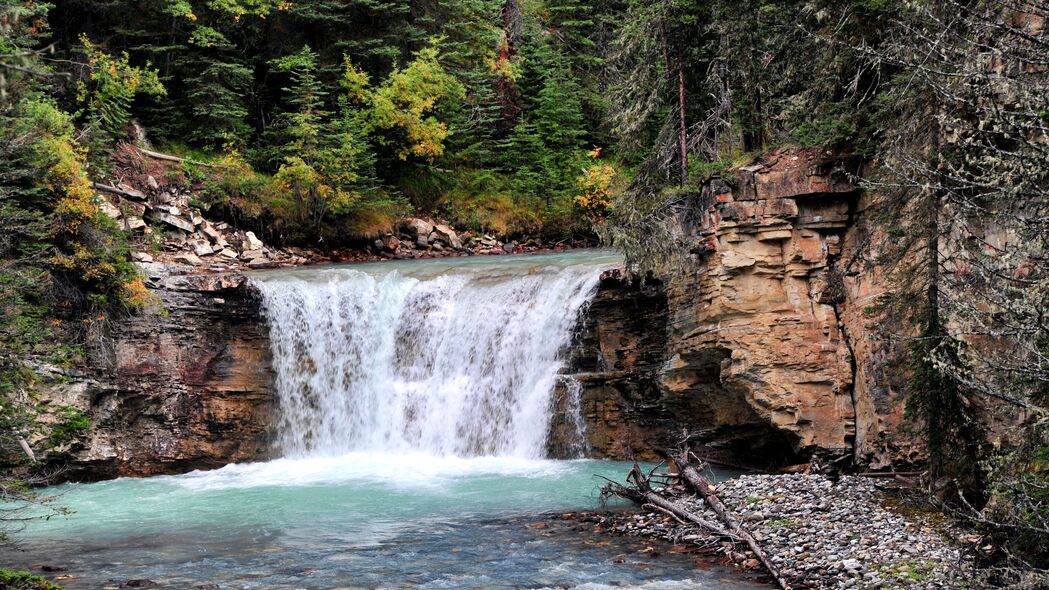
[{"xmin": 0, "ymin": 570, "xmax": 62, "ymax": 590}]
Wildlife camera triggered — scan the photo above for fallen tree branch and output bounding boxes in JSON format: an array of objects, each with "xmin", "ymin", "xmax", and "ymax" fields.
[
  {"xmin": 602, "ymin": 464, "xmax": 739, "ymax": 540},
  {"xmin": 674, "ymin": 449, "xmax": 793, "ymax": 590},
  {"xmin": 93, "ymin": 182, "xmax": 146, "ymax": 200},
  {"xmin": 136, "ymin": 146, "xmax": 226, "ymax": 168}
]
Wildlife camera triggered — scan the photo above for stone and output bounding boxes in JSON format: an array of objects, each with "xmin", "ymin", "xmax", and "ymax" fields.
[
  {"xmin": 98, "ymin": 199, "xmax": 122, "ymax": 219},
  {"xmin": 244, "ymin": 231, "xmax": 264, "ymax": 251},
  {"xmin": 148, "ymin": 211, "xmax": 195, "ymax": 233},
  {"xmin": 218, "ymin": 248, "xmax": 238, "ymax": 260},
  {"xmin": 190, "ymin": 211, "xmax": 204, "ymax": 226},
  {"xmin": 124, "ymin": 216, "xmax": 147, "ymax": 231},
  {"xmin": 191, "ymin": 239, "xmax": 215, "ymax": 257},
  {"xmin": 404, "ymin": 217, "xmax": 435, "ymax": 246},
  {"xmin": 200, "ymin": 222, "xmax": 223, "ymax": 244},
  {"xmin": 240, "ymin": 249, "xmax": 264, "ymax": 261},
  {"xmin": 130, "ymin": 252, "xmax": 154, "ymax": 263},
  {"xmin": 502, "ymin": 242, "xmax": 516, "ymax": 254},
  {"xmin": 116, "ymin": 184, "xmax": 147, "ymax": 200},
  {"xmin": 383, "ymin": 235, "xmax": 400, "ymax": 251},
  {"xmin": 431, "ymin": 223, "xmax": 462, "ymax": 249},
  {"xmin": 173, "ymin": 253, "xmax": 202, "ymax": 266},
  {"xmin": 146, "ymin": 175, "xmax": 159, "ymax": 190}
]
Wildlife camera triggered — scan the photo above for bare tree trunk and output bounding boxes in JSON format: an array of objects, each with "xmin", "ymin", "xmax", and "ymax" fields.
[
  {"xmin": 675, "ymin": 451, "xmax": 793, "ymax": 590},
  {"xmin": 678, "ymin": 64, "xmax": 688, "ymax": 186},
  {"xmin": 18, "ymin": 437, "xmax": 36, "ymax": 462}
]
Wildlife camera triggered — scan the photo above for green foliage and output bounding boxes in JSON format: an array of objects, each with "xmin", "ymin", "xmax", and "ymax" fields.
[
  {"xmin": 76, "ymin": 36, "xmax": 165, "ymax": 169},
  {"xmin": 48, "ymin": 406, "xmax": 91, "ymax": 446},
  {"xmin": 367, "ymin": 45, "xmax": 466, "ymax": 162},
  {"xmin": 0, "ymin": 569, "xmax": 62, "ymax": 590},
  {"xmin": 982, "ymin": 418, "xmax": 1049, "ymax": 568},
  {"xmin": 1, "ymin": 3, "xmax": 148, "ymax": 475}
]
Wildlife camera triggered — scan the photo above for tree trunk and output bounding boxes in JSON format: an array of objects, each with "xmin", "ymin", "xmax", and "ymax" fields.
[
  {"xmin": 678, "ymin": 64, "xmax": 688, "ymax": 186},
  {"xmin": 675, "ymin": 451, "xmax": 793, "ymax": 590}
]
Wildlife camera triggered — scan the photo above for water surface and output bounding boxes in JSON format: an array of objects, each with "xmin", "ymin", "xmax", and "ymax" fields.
[
  {"xmin": 6, "ymin": 456, "xmax": 766, "ymax": 589},
  {"xmin": 5, "ymin": 252, "xmax": 765, "ymax": 589}
]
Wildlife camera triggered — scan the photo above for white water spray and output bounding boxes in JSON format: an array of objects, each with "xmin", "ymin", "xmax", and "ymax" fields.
[{"xmin": 252, "ymin": 252, "xmax": 617, "ymax": 458}]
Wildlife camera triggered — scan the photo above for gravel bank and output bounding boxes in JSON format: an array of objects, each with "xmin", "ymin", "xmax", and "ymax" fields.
[{"xmin": 589, "ymin": 474, "xmax": 971, "ymax": 589}]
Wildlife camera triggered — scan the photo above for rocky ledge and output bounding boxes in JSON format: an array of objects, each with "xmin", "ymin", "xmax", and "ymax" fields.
[{"xmin": 581, "ymin": 474, "xmax": 968, "ymax": 589}]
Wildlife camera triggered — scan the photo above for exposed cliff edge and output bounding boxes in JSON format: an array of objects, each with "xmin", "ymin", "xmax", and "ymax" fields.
[
  {"xmin": 42, "ymin": 264, "xmax": 275, "ymax": 481},
  {"xmin": 570, "ymin": 148, "xmax": 914, "ymax": 469}
]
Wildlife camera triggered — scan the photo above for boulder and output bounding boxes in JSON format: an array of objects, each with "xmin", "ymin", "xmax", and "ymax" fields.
[
  {"xmin": 130, "ymin": 252, "xmax": 153, "ymax": 263},
  {"xmin": 240, "ymin": 249, "xmax": 265, "ymax": 261},
  {"xmin": 431, "ymin": 224, "xmax": 462, "ymax": 249},
  {"xmin": 124, "ymin": 216, "xmax": 147, "ymax": 231},
  {"xmin": 218, "ymin": 248, "xmax": 239, "ymax": 260},
  {"xmin": 404, "ymin": 218, "xmax": 435, "ymax": 246},
  {"xmin": 146, "ymin": 175, "xmax": 159, "ymax": 190},
  {"xmin": 383, "ymin": 235, "xmax": 400, "ymax": 251},
  {"xmin": 247, "ymin": 258, "xmax": 277, "ymax": 269},
  {"xmin": 116, "ymin": 184, "xmax": 147, "ymax": 200},
  {"xmin": 199, "ymin": 222, "xmax": 223, "ymax": 244},
  {"xmin": 191, "ymin": 239, "xmax": 215, "ymax": 257},
  {"xmin": 173, "ymin": 253, "xmax": 202, "ymax": 266},
  {"xmin": 148, "ymin": 210, "xmax": 195, "ymax": 233},
  {"xmin": 244, "ymin": 231, "xmax": 264, "ymax": 251},
  {"xmin": 98, "ymin": 199, "xmax": 123, "ymax": 220}
]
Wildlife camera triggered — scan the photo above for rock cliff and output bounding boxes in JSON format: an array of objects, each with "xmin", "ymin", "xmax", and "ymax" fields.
[
  {"xmin": 567, "ymin": 148, "xmax": 911, "ymax": 469},
  {"xmin": 43, "ymin": 264, "xmax": 275, "ymax": 481}
]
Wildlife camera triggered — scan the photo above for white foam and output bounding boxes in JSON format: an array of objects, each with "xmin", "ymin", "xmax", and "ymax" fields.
[{"xmin": 168, "ymin": 452, "xmax": 576, "ymax": 491}]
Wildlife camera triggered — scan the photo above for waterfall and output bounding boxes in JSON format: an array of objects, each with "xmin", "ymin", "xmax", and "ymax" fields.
[{"xmin": 252, "ymin": 253, "xmax": 615, "ymax": 458}]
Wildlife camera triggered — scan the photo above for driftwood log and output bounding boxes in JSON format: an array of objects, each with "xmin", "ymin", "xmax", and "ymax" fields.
[
  {"xmin": 673, "ymin": 449, "xmax": 792, "ymax": 590},
  {"xmin": 93, "ymin": 182, "xmax": 146, "ymax": 200},
  {"xmin": 137, "ymin": 147, "xmax": 226, "ymax": 168},
  {"xmin": 604, "ymin": 463, "xmax": 738, "ymax": 540},
  {"xmin": 603, "ymin": 452, "xmax": 793, "ymax": 590}
]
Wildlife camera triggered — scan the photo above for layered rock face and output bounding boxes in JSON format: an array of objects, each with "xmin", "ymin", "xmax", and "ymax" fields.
[
  {"xmin": 567, "ymin": 148, "xmax": 908, "ymax": 468},
  {"xmin": 666, "ymin": 149, "xmax": 862, "ymax": 464},
  {"xmin": 45, "ymin": 264, "xmax": 275, "ymax": 481}
]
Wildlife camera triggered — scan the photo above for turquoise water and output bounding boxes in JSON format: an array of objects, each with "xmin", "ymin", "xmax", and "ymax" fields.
[
  {"xmin": 5, "ymin": 252, "xmax": 768, "ymax": 588},
  {"xmin": 5, "ymin": 455, "xmax": 766, "ymax": 589}
]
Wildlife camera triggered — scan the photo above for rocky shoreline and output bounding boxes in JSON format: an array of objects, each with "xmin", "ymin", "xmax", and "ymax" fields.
[{"xmin": 566, "ymin": 474, "xmax": 970, "ymax": 589}]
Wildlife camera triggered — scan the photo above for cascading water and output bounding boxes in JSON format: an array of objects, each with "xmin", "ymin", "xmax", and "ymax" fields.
[{"xmin": 252, "ymin": 251, "xmax": 618, "ymax": 458}]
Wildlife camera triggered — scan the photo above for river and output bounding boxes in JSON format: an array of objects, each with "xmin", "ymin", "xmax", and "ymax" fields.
[{"xmin": 4, "ymin": 251, "xmax": 766, "ymax": 590}]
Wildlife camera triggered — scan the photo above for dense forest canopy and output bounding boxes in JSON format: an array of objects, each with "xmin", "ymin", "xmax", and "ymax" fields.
[{"xmin": 2, "ymin": 0, "xmax": 1048, "ymax": 584}]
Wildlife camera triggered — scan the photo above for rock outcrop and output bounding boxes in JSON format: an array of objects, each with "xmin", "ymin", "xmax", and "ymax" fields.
[
  {"xmin": 563, "ymin": 148, "xmax": 909, "ymax": 469},
  {"xmin": 43, "ymin": 264, "xmax": 275, "ymax": 481}
]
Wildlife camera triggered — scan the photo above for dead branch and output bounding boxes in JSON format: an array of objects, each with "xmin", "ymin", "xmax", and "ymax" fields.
[
  {"xmin": 674, "ymin": 449, "xmax": 793, "ymax": 590},
  {"xmin": 136, "ymin": 147, "xmax": 226, "ymax": 168}
]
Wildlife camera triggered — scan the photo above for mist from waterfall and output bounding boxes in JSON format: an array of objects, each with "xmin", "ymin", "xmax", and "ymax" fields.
[{"xmin": 252, "ymin": 251, "xmax": 619, "ymax": 458}]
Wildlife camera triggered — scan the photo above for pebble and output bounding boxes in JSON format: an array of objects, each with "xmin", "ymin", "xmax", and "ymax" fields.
[{"xmin": 597, "ymin": 474, "xmax": 968, "ymax": 589}]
